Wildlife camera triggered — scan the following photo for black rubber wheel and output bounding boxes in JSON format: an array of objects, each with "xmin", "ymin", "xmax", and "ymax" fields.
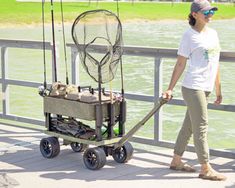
[
  {"xmin": 70, "ymin": 142, "xmax": 88, "ymax": 152},
  {"xmin": 112, "ymin": 141, "xmax": 133, "ymax": 163},
  {"xmin": 40, "ymin": 137, "xmax": 60, "ymax": 158},
  {"xmin": 83, "ymin": 147, "xmax": 106, "ymax": 170}
]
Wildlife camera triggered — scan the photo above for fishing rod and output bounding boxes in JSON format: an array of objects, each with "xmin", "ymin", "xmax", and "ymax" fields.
[
  {"xmin": 42, "ymin": 0, "xmax": 47, "ymax": 89},
  {"xmin": 115, "ymin": 0, "xmax": 126, "ymax": 135},
  {"xmin": 60, "ymin": 0, "xmax": 69, "ymax": 85},
  {"xmin": 116, "ymin": 1, "xmax": 125, "ymax": 95},
  {"xmin": 116, "ymin": 0, "xmax": 120, "ymax": 18},
  {"xmin": 116, "ymin": 0, "xmax": 124, "ymax": 96},
  {"xmin": 51, "ymin": 0, "xmax": 58, "ymax": 82}
]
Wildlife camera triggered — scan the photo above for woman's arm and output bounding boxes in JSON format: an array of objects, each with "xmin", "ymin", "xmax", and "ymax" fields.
[
  {"xmin": 214, "ymin": 65, "xmax": 222, "ymax": 105},
  {"xmin": 162, "ymin": 55, "xmax": 187, "ymax": 100}
]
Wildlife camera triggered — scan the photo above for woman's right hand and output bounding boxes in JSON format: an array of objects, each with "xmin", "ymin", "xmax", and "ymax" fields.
[{"xmin": 162, "ymin": 89, "xmax": 173, "ymax": 101}]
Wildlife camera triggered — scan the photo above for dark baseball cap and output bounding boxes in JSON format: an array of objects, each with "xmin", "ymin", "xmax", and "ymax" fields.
[{"xmin": 191, "ymin": 0, "xmax": 218, "ymax": 13}]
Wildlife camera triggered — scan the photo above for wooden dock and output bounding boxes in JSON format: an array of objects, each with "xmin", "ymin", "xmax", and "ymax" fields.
[{"xmin": 1, "ymin": 122, "xmax": 235, "ymax": 188}]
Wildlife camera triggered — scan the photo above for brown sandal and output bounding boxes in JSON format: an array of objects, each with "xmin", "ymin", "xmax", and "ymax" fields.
[
  {"xmin": 170, "ymin": 162, "xmax": 196, "ymax": 172},
  {"xmin": 199, "ymin": 170, "xmax": 227, "ymax": 181}
]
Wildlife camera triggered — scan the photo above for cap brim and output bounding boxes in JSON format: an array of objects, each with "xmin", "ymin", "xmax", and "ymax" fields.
[
  {"xmin": 211, "ymin": 7, "xmax": 218, "ymax": 11},
  {"xmin": 201, "ymin": 6, "xmax": 218, "ymax": 11}
]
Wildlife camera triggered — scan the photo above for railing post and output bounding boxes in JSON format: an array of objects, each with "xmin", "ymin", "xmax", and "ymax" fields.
[
  {"xmin": 1, "ymin": 47, "xmax": 9, "ymax": 116},
  {"xmin": 71, "ymin": 47, "xmax": 79, "ymax": 85},
  {"xmin": 154, "ymin": 57, "xmax": 163, "ymax": 143}
]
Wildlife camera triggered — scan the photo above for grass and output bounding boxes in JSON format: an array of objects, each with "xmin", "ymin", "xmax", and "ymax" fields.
[{"xmin": 0, "ymin": 0, "xmax": 235, "ymax": 25}]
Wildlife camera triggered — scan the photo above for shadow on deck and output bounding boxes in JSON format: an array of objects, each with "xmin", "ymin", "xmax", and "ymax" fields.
[{"xmin": 0, "ymin": 122, "xmax": 235, "ymax": 188}]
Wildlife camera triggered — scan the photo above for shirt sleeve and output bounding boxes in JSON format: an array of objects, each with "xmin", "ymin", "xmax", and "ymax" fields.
[{"xmin": 177, "ymin": 31, "xmax": 191, "ymax": 58}]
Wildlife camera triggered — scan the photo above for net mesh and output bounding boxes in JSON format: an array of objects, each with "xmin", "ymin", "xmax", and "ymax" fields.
[{"xmin": 72, "ymin": 9, "xmax": 123, "ymax": 84}]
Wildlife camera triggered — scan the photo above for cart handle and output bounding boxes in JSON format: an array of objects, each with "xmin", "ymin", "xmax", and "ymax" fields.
[{"xmin": 113, "ymin": 97, "xmax": 169, "ymax": 149}]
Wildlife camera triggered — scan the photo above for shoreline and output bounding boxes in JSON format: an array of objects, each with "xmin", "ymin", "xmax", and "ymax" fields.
[{"xmin": 1, "ymin": 18, "xmax": 235, "ymax": 29}]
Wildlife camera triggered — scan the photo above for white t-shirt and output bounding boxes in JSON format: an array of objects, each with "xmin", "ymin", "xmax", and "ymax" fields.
[{"xmin": 177, "ymin": 27, "xmax": 221, "ymax": 92}]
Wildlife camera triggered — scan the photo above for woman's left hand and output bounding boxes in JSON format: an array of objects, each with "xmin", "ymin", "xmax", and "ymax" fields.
[{"xmin": 214, "ymin": 95, "xmax": 222, "ymax": 105}]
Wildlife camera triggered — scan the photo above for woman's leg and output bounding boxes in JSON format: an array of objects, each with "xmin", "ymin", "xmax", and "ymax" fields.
[
  {"xmin": 173, "ymin": 110, "xmax": 192, "ymax": 157},
  {"xmin": 180, "ymin": 87, "xmax": 226, "ymax": 180},
  {"xmin": 182, "ymin": 87, "xmax": 209, "ymax": 164},
  {"xmin": 170, "ymin": 87, "xmax": 194, "ymax": 170}
]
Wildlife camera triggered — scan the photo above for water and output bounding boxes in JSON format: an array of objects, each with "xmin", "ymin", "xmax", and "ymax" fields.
[{"xmin": 0, "ymin": 19, "xmax": 235, "ymax": 149}]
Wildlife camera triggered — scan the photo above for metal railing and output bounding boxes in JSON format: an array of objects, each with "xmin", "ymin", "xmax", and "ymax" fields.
[
  {"xmin": 0, "ymin": 39, "xmax": 54, "ymax": 125},
  {"xmin": 1, "ymin": 39, "xmax": 235, "ymax": 158}
]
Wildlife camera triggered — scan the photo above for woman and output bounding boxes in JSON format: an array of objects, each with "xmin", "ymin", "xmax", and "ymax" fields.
[{"xmin": 162, "ymin": 0, "xmax": 226, "ymax": 181}]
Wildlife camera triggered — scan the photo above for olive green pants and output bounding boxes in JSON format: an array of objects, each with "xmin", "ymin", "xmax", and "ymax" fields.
[{"xmin": 174, "ymin": 86, "xmax": 210, "ymax": 164}]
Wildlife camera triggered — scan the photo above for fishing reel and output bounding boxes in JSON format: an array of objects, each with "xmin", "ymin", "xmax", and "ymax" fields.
[{"xmin": 38, "ymin": 85, "xmax": 49, "ymax": 97}]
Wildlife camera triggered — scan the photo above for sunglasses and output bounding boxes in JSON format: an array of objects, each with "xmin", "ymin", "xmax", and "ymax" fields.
[{"xmin": 201, "ymin": 10, "xmax": 215, "ymax": 16}]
